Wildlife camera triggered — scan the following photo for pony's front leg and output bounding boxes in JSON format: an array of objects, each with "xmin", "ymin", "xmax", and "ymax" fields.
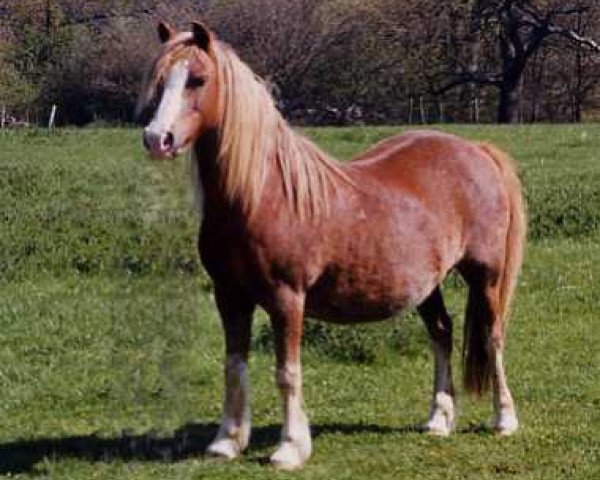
[
  {"xmin": 268, "ymin": 288, "xmax": 312, "ymax": 470},
  {"xmin": 206, "ymin": 286, "xmax": 255, "ymax": 459}
]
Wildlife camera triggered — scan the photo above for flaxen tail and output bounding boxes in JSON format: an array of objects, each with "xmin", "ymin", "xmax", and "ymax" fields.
[
  {"xmin": 463, "ymin": 143, "xmax": 526, "ymax": 395},
  {"xmin": 479, "ymin": 143, "xmax": 526, "ymax": 320}
]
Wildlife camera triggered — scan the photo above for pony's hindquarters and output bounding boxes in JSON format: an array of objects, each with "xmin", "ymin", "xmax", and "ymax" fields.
[{"xmin": 462, "ymin": 143, "xmax": 526, "ymax": 434}]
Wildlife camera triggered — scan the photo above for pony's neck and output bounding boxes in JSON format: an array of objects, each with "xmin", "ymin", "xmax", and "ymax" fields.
[
  {"xmin": 192, "ymin": 123, "xmax": 280, "ymax": 221},
  {"xmin": 192, "ymin": 129, "xmax": 234, "ymax": 216},
  {"xmin": 193, "ymin": 119, "xmax": 351, "ymax": 221},
  {"xmin": 194, "ymin": 43, "xmax": 350, "ymax": 220}
]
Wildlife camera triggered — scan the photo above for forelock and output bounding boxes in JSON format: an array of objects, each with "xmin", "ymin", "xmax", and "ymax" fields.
[{"xmin": 139, "ymin": 39, "xmax": 197, "ymax": 113}]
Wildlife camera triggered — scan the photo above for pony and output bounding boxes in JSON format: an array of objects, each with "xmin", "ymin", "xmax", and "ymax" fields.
[{"xmin": 137, "ymin": 21, "xmax": 526, "ymax": 470}]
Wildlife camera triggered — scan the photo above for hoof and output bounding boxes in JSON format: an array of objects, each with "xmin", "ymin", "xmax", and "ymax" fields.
[
  {"xmin": 423, "ymin": 393, "xmax": 454, "ymax": 436},
  {"xmin": 423, "ymin": 425, "xmax": 452, "ymax": 436},
  {"xmin": 494, "ymin": 413, "xmax": 519, "ymax": 436},
  {"xmin": 422, "ymin": 410, "xmax": 454, "ymax": 436},
  {"xmin": 270, "ymin": 441, "xmax": 311, "ymax": 471},
  {"xmin": 422, "ymin": 419, "xmax": 453, "ymax": 436},
  {"xmin": 206, "ymin": 438, "xmax": 243, "ymax": 460}
]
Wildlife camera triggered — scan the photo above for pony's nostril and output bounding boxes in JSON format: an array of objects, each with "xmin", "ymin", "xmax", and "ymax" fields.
[
  {"xmin": 142, "ymin": 128, "xmax": 174, "ymax": 156},
  {"xmin": 162, "ymin": 132, "xmax": 174, "ymax": 150}
]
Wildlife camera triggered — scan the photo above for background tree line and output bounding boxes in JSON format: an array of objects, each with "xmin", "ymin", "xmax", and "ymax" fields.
[{"xmin": 0, "ymin": 0, "xmax": 599, "ymax": 126}]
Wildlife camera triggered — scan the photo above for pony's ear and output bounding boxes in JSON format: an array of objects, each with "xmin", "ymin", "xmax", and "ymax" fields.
[
  {"xmin": 158, "ymin": 22, "xmax": 176, "ymax": 43},
  {"xmin": 191, "ymin": 21, "xmax": 211, "ymax": 51}
]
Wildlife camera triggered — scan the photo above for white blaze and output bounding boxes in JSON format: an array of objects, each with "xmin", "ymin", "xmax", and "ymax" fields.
[{"xmin": 147, "ymin": 60, "xmax": 189, "ymax": 135}]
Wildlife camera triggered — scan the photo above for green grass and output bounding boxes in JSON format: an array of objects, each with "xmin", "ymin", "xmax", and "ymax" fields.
[{"xmin": 1, "ymin": 125, "xmax": 599, "ymax": 479}]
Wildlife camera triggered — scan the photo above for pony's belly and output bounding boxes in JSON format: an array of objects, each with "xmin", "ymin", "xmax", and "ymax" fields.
[
  {"xmin": 304, "ymin": 299, "xmax": 407, "ymax": 323},
  {"xmin": 304, "ymin": 270, "xmax": 432, "ymax": 323}
]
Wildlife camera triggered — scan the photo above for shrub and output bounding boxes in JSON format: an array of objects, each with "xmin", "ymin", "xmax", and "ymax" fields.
[{"xmin": 526, "ymin": 181, "xmax": 600, "ymax": 240}]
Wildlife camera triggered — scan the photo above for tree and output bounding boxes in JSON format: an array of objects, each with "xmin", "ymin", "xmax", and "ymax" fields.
[
  {"xmin": 436, "ymin": 0, "xmax": 600, "ymax": 123},
  {"xmin": 1, "ymin": 0, "xmax": 599, "ymax": 124},
  {"xmin": 0, "ymin": 47, "xmax": 36, "ymax": 114},
  {"xmin": 206, "ymin": 0, "xmax": 366, "ymax": 117}
]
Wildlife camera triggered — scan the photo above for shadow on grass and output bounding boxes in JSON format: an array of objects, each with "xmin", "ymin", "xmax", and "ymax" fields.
[
  {"xmin": 458, "ymin": 423, "xmax": 494, "ymax": 434},
  {"xmin": 0, "ymin": 422, "xmax": 426, "ymax": 473}
]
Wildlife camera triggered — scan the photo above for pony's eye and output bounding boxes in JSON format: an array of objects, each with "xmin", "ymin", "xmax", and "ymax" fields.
[{"xmin": 186, "ymin": 76, "xmax": 205, "ymax": 89}]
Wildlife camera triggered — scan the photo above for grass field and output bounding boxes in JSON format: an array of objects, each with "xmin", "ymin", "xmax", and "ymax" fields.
[{"xmin": 1, "ymin": 125, "xmax": 599, "ymax": 479}]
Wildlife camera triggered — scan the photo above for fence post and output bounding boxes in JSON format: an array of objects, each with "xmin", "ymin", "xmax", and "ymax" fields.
[
  {"xmin": 48, "ymin": 104, "xmax": 57, "ymax": 129},
  {"xmin": 419, "ymin": 96, "xmax": 426, "ymax": 124},
  {"xmin": 408, "ymin": 97, "xmax": 414, "ymax": 124},
  {"xmin": 1, "ymin": 105, "xmax": 5, "ymax": 129},
  {"xmin": 473, "ymin": 97, "xmax": 480, "ymax": 123},
  {"xmin": 438, "ymin": 101, "xmax": 444, "ymax": 123}
]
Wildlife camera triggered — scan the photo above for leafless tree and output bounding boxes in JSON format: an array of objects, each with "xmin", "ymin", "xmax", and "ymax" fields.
[
  {"xmin": 435, "ymin": 0, "xmax": 600, "ymax": 122},
  {"xmin": 206, "ymin": 0, "xmax": 366, "ymax": 113}
]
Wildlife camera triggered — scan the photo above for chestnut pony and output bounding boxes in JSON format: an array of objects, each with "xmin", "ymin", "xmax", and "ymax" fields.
[{"xmin": 138, "ymin": 21, "xmax": 526, "ymax": 470}]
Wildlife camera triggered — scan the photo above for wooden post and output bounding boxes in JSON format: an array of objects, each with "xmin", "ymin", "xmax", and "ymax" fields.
[
  {"xmin": 48, "ymin": 104, "xmax": 57, "ymax": 129},
  {"xmin": 408, "ymin": 97, "xmax": 414, "ymax": 124},
  {"xmin": 438, "ymin": 101, "xmax": 444, "ymax": 123},
  {"xmin": 419, "ymin": 96, "xmax": 426, "ymax": 124},
  {"xmin": 471, "ymin": 97, "xmax": 479, "ymax": 123}
]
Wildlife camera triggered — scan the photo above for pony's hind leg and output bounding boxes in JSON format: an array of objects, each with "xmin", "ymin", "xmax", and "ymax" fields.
[
  {"xmin": 268, "ymin": 287, "xmax": 312, "ymax": 470},
  {"xmin": 486, "ymin": 284, "xmax": 519, "ymax": 435},
  {"xmin": 417, "ymin": 287, "xmax": 455, "ymax": 435},
  {"xmin": 206, "ymin": 285, "xmax": 255, "ymax": 459},
  {"xmin": 491, "ymin": 331, "xmax": 519, "ymax": 435},
  {"xmin": 463, "ymin": 277, "xmax": 518, "ymax": 435}
]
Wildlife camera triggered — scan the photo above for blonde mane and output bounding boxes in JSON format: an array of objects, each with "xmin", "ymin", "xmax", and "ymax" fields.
[{"xmin": 196, "ymin": 42, "xmax": 350, "ymax": 219}]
